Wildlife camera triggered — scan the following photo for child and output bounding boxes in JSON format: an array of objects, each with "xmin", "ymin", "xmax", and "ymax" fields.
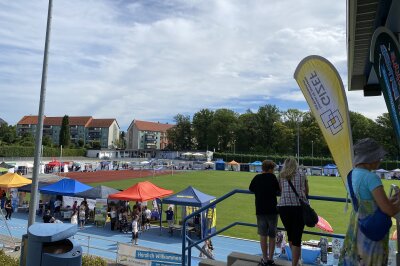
[{"xmin": 132, "ymin": 215, "xmax": 139, "ymax": 245}]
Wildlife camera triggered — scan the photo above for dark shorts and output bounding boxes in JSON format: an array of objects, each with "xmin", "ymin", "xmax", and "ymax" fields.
[
  {"xmin": 132, "ymin": 232, "xmax": 139, "ymax": 239},
  {"xmin": 256, "ymin": 214, "xmax": 278, "ymax": 238},
  {"xmin": 278, "ymin": 206, "xmax": 304, "ymax": 246}
]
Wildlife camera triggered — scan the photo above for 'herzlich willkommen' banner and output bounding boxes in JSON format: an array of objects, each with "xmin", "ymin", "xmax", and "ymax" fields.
[
  {"xmin": 370, "ymin": 26, "xmax": 400, "ymax": 145},
  {"xmin": 294, "ymin": 55, "xmax": 353, "ymax": 183}
]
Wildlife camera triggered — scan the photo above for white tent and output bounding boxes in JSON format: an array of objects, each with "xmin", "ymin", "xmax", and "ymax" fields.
[
  {"xmin": 140, "ymin": 161, "xmax": 150, "ymax": 165},
  {"xmin": 193, "ymin": 152, "xmax": 204, "ymax": 157},
  {"xmin": 181, "ymin": 152, "xmax": 193, "ymax": 156},
  {"xmin": 376, "ymin": 169, "xmax": 391, "ymax": 179}
]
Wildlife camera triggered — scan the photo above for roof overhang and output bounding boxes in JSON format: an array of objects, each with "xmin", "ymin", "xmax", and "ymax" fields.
[{"xmin": 347, "ymin": 0, "xmax": 400, "ymax": 96}]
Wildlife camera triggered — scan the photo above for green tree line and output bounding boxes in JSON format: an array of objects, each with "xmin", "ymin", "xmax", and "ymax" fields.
[{"xmin": 167, "ymin": 105, "xmax": 400, "ymax": 160}]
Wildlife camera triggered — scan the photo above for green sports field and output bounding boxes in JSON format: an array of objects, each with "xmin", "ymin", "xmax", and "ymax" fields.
[{"xmin": 89, "ymin": 170, "xmax": 398, "ymax": 241}]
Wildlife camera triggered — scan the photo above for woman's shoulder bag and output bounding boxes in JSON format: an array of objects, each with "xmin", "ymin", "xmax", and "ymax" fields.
[{"xmin": 288, "ymin": 180, "xmax": 318, "ymax": 227}]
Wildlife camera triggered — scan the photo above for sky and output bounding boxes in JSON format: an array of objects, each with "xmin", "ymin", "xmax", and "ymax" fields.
[{"xmin": 0, "ymin": 0, "xmax": 388, "ymax": 131}]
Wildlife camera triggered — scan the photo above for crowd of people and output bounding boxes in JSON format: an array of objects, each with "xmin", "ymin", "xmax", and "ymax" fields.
[{"xmin": 249, "ymin": 138, "xmax": 400, "ymax": 266}]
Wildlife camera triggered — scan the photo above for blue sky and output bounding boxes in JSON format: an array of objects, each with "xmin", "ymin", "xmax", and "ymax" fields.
[{"xmin": 0, "ymin": 0, "xmax": 387, "ymax": 130}]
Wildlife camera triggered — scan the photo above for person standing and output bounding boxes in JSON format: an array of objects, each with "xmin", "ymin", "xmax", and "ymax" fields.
[
  {"xmin": 71, "ymin": 210, "xmax": 78, "ymax": 226},
  {"xmin": 79, "ymin": 203, "xmax": 86, "ymax": 229},
  {"xmin": 110, "ymin": 206, "xmax": 117, "ymax": 231},
  {"xmin": 249, "ymin": 160, "xmax": 280, "ymax": 266},
  {"xmin": 278, "ymin": 157, "xmax": 309, "ymax": 266},
  {"xmin": 4, "ymin": 200, "xmax": 12, "ymax": 220},
  {"xmin": 132, "ymin": 215, "xmax": 139, "ymax": 245},
  {"xmin": 165, "ymin": 207, "xmax": 174, "ymax": 235},
  {"xmin": 339, "ymin": 138, "xmax": 400, "ymax": 265}
]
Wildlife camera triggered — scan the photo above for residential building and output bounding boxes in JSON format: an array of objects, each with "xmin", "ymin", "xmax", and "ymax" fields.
[
  {"xmin": 16, "ymin": 115, "xmax": 120, "ymax": 148},
  {"xmin": 127, "ymin": 120, "xmax": 174, "ymax": 150}
]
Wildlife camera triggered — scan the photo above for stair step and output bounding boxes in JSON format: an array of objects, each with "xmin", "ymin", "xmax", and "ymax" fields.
[
  {"xmin": 198, "ymin": 258, "xmax": 226, "ymax": 266},
  {"xmin": 227, "ymin": 252, "xmax": 307, "ymax": 266},
  {"xmin": 231, "ymin": 259, "xmax": 259, "ymax": 266}
]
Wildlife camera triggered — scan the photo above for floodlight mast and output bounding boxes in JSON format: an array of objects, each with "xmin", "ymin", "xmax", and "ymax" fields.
[{"xmin": 28, "ymin": 0, "xmax": 53, "ymax": 227}]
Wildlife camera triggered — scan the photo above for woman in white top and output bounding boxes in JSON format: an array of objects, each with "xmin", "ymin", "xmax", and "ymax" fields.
[{"xmin": 70, "ymin": 211, "xmax": 78, "ymax": 225}]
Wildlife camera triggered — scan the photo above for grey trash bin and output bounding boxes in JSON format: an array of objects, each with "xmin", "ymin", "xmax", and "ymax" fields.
[{"xmin": 26, "ymin": 223, "xmax": 82, "ymax": 266}]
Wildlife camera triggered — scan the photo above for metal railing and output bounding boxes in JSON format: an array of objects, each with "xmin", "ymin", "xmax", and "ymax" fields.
[
  {"xmin": 181, "ymin": 189, "xmax": 350, "ymax": 266},
  {"xmin": 72, "ymin": 233, "xmax": 119, "ymax": 262}
]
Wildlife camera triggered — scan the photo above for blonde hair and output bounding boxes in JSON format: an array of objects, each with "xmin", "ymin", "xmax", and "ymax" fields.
[{"xmin": 280, "ymin": 157, "xmax": 298, "ymax": 180}]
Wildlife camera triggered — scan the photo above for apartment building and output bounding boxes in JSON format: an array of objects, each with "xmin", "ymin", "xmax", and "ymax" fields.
[
  {"xmin": 126, "ymin": 120, "xmax": 174, "ymax": 150},
  {"xmin": 16, "ymin": 115, "xmax": 120, "ymax": 148}
]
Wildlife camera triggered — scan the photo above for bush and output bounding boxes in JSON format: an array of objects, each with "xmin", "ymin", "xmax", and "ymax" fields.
[
  {"xmin": 0, "ymin": 250, "xmax": 18, "ymax": 266},
  {"xmin": 82, "ymin": 255, "xmax": 107, "ymax": 266},
  {"xmin": 0, "ymin": 146, "xmax": 86, "ymax": 157}
]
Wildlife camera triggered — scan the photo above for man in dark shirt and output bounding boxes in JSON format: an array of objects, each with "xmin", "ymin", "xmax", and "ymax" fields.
[
  {"xmin": 249, "ymin": 160, "xmax": 280, "ymax": 266},
  {"xmin": 165, "ymin": 207, "xmax": 174, "ymax": 235},
  {"xmin": 43, "ymin": 210, "xmax": 55, "ymax": 223}
]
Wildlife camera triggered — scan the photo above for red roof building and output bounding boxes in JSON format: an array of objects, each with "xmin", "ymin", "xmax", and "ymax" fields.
[{"xmin": 127, "ymin": 120, "xmax": 174, "ymax": 150}]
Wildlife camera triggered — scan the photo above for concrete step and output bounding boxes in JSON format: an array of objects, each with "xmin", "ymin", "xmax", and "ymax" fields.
[
  {"xmin": 231, "ymin": 259, "xmax": 259, "ymax": 266},
  {"xmin": 198, "ymin": 258, "xmax": 226, "ymax": 266},
  {"xmin": 227, "ymin": 252, "xmax": 313, "ymax": 266}
]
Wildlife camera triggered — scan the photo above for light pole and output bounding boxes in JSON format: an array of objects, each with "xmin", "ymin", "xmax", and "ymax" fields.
[
  {"xmin": 297, "ymin": 119, "xmax": 300, "ymax": 164},
  {"xmin": 311, "ymin": 140, "xmax": 314, "ymax": 167}
]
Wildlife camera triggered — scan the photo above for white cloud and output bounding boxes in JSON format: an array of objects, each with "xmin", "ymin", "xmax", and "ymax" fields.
[{"xmin": 0, "ymin": 0, "xmax": 384, "ymax": 130}]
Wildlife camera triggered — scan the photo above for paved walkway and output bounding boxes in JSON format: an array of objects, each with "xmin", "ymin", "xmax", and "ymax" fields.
[{"xmin": 0, "ymin": 212, "xmax": 262, "ymax": 265}]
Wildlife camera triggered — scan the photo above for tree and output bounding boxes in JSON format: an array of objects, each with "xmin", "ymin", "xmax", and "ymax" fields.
[
  {"xmin": 59, "ymin": 115, "xmax": 70, "ymax": 147},
  {"xmin": 349, "ymin": 111, "xmax": 377, "ymax": 143},
  {"xmin": 209, "ymin": 109, "xmax": 238, "ymax": 152},
  {"xmin": 166, "ymin": 114, "xmax": 193, "ymax": 150},
  {"xmin": 255, "ymin": 105, "xmax": 281, "ymax": 153},
  {"xmin": 42, "ymin": 135, "xmax": 53, "ymax": 147},
  {"xmin": 116, "ymin": 131, "xmax": 126, "ymax": 149},
  {"xmin": 192, "ymin": 109, "xmax": 214, "ymax": 150},
  {"xmin": 236, "ymin": 111, "xmax": 259, "ymax": 152},
  {"xmin": 375, "ymin": 113, "xmax": 398, "ymax": 158},
  {"xmin": 0, "ymin": 124, "xmax": 17, "ymax": 145}
]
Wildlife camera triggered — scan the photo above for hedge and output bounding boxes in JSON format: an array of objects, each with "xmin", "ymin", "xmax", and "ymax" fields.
[
  {"xmin": 0, "ymin": 146, "xmax": 86, "ymax": 157},
  {"xmin": 214, "ymin": 152, "xmax": 400, "ymax": 169}
]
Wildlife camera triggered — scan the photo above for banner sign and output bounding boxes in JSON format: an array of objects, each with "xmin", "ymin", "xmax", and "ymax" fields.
[
  {"xmin": 370, "ymin": 26, "xmax": 400, "ymax": 145},
  {"xmin": 94, "ymin": 198, "xmax": 108, "ymax": 224},
  {"xmin": 117, "ymin": 243, "xmax": 182, "ymax": 266},
  {"xmin": 294, "ymin": 55, "xmax": 353, "ymax": 183}
]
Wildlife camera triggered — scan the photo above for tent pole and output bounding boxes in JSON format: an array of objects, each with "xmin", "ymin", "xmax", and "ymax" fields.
[{"xmin": 159, "ymin": 201, "xmax": 162, "ymax": 235}]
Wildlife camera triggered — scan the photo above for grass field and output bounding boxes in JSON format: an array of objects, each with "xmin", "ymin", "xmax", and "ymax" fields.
[{"xmin": 89, "ymin": 170, "xmax": 399, "ymax": 241}]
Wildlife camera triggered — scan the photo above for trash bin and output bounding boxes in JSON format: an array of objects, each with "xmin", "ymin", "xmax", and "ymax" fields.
[{"xmin": 26, "ymin": 223, "xmax": 82, "ymax": 266}]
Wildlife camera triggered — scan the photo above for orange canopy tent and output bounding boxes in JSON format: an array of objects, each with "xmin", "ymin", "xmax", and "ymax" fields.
[
  {"xmin": 108, "ymin": 181, "xmax": 173, "ymax": 202},
  {"xmin": 0, "ymin": 173, "xmax": 32, "ymax": 188},
  {"xmin": 228, "ymin": 160, "xmax": 239, "ymax": 165}
]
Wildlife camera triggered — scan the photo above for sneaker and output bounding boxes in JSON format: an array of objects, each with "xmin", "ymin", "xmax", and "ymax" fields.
[
  {"xmin": 259, "ymin": 258, "xmax": 268, "ymax": 266},
  {"xmin": 267, "ymin": 260, "xmax": 276, "ymax": 266}
]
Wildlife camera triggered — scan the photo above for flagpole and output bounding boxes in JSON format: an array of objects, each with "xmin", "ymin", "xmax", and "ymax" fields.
[{"xmin": 28, "ymin": 0, "xmax": 53, "ymax": 227}]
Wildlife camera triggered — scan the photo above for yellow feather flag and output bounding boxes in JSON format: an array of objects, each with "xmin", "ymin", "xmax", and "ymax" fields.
[{"xmin": 294, "ymin": 55, "xmax": 353, "ymax": 184}]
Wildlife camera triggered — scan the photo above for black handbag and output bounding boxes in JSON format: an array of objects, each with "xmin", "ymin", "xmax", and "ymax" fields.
[{"xmin": 288, "ymin": 180, "xmax": 318, "ymax": 227}]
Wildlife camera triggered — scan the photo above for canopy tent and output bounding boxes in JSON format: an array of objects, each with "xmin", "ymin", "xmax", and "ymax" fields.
[
  {"xmin": 250, "ymin": 161, "xmax": 262, "ymax": 173},
  {"xmin": 375, "ymin": 169, "xmax": 391, "ymax": 180},
  {"xmin": 323, "ymin": 164, "xmax": 338, "ymax": 176},
  {"xmin": 192, "ymin": 153, "xmax": 204, "ymax": 157},
  {"xmin": 0, "ymin": 162, "xmax": 14, "ymax": 169},
  {"xmin": 0, "ymin": 173, "xmax": 32, "ymax": 188},
  {"xmin": 75, "ymin": 185, "xmax": 120, "ymax": 199},
  {"xmin": 108, "ymin": 181, "xmax": 173, "ymax": 202},
  {"xmin": 162, "ymin": 186, "xmax": 216, "ymax": 238},
  {"xmin": 39, "ymin": 178, "xmax": 92, "ymax": 196},
  {"xmin": 162, "ymin": 186, "xmax": 215, "ymax": 207},
  {"xmin": 181, "ymin": 152, "xmax": 193, "ymax": 156},
  {"xmin": 215, "ymin": 160, "xmax": 225, "ymax": 171},
  {"xmin": 18, "ymin": 181, "xmax": 53, "ymax": 193},
  {"xmin": 227, "ymin": 160, "xmax": 240, "ymax": 171},
  {"xmin": 47, "ymin": 160, "xmax": 64, "ymax": 167}
]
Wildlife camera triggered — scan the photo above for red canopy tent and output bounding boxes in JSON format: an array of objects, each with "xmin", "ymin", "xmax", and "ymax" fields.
[
  {"xmin": 47, "ymin": 160, "xmax": 64, "ymax": 167},
  {"xmin": 108, "ymin": 181, "xmax": 173, "ymax": 201}
]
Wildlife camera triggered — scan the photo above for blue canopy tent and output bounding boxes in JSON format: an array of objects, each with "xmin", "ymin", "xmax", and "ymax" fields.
[
  {"xmin": 323, "ymin": 164, "xmax": 338, "ymax": 176},
  {"xmin": 250, "ymin": 161, "xmax": 262, "ymax": 173},
  {"xmin": 162, "ymin": 186, "xmax": 216, "ymax": 238},
  {"xmin": 215, "ymin": 160, "xmax": 225, "ymax": 171},
  {"xmin": 39, "ymin": 178, "xmax": 92, "ymax": 196}
]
